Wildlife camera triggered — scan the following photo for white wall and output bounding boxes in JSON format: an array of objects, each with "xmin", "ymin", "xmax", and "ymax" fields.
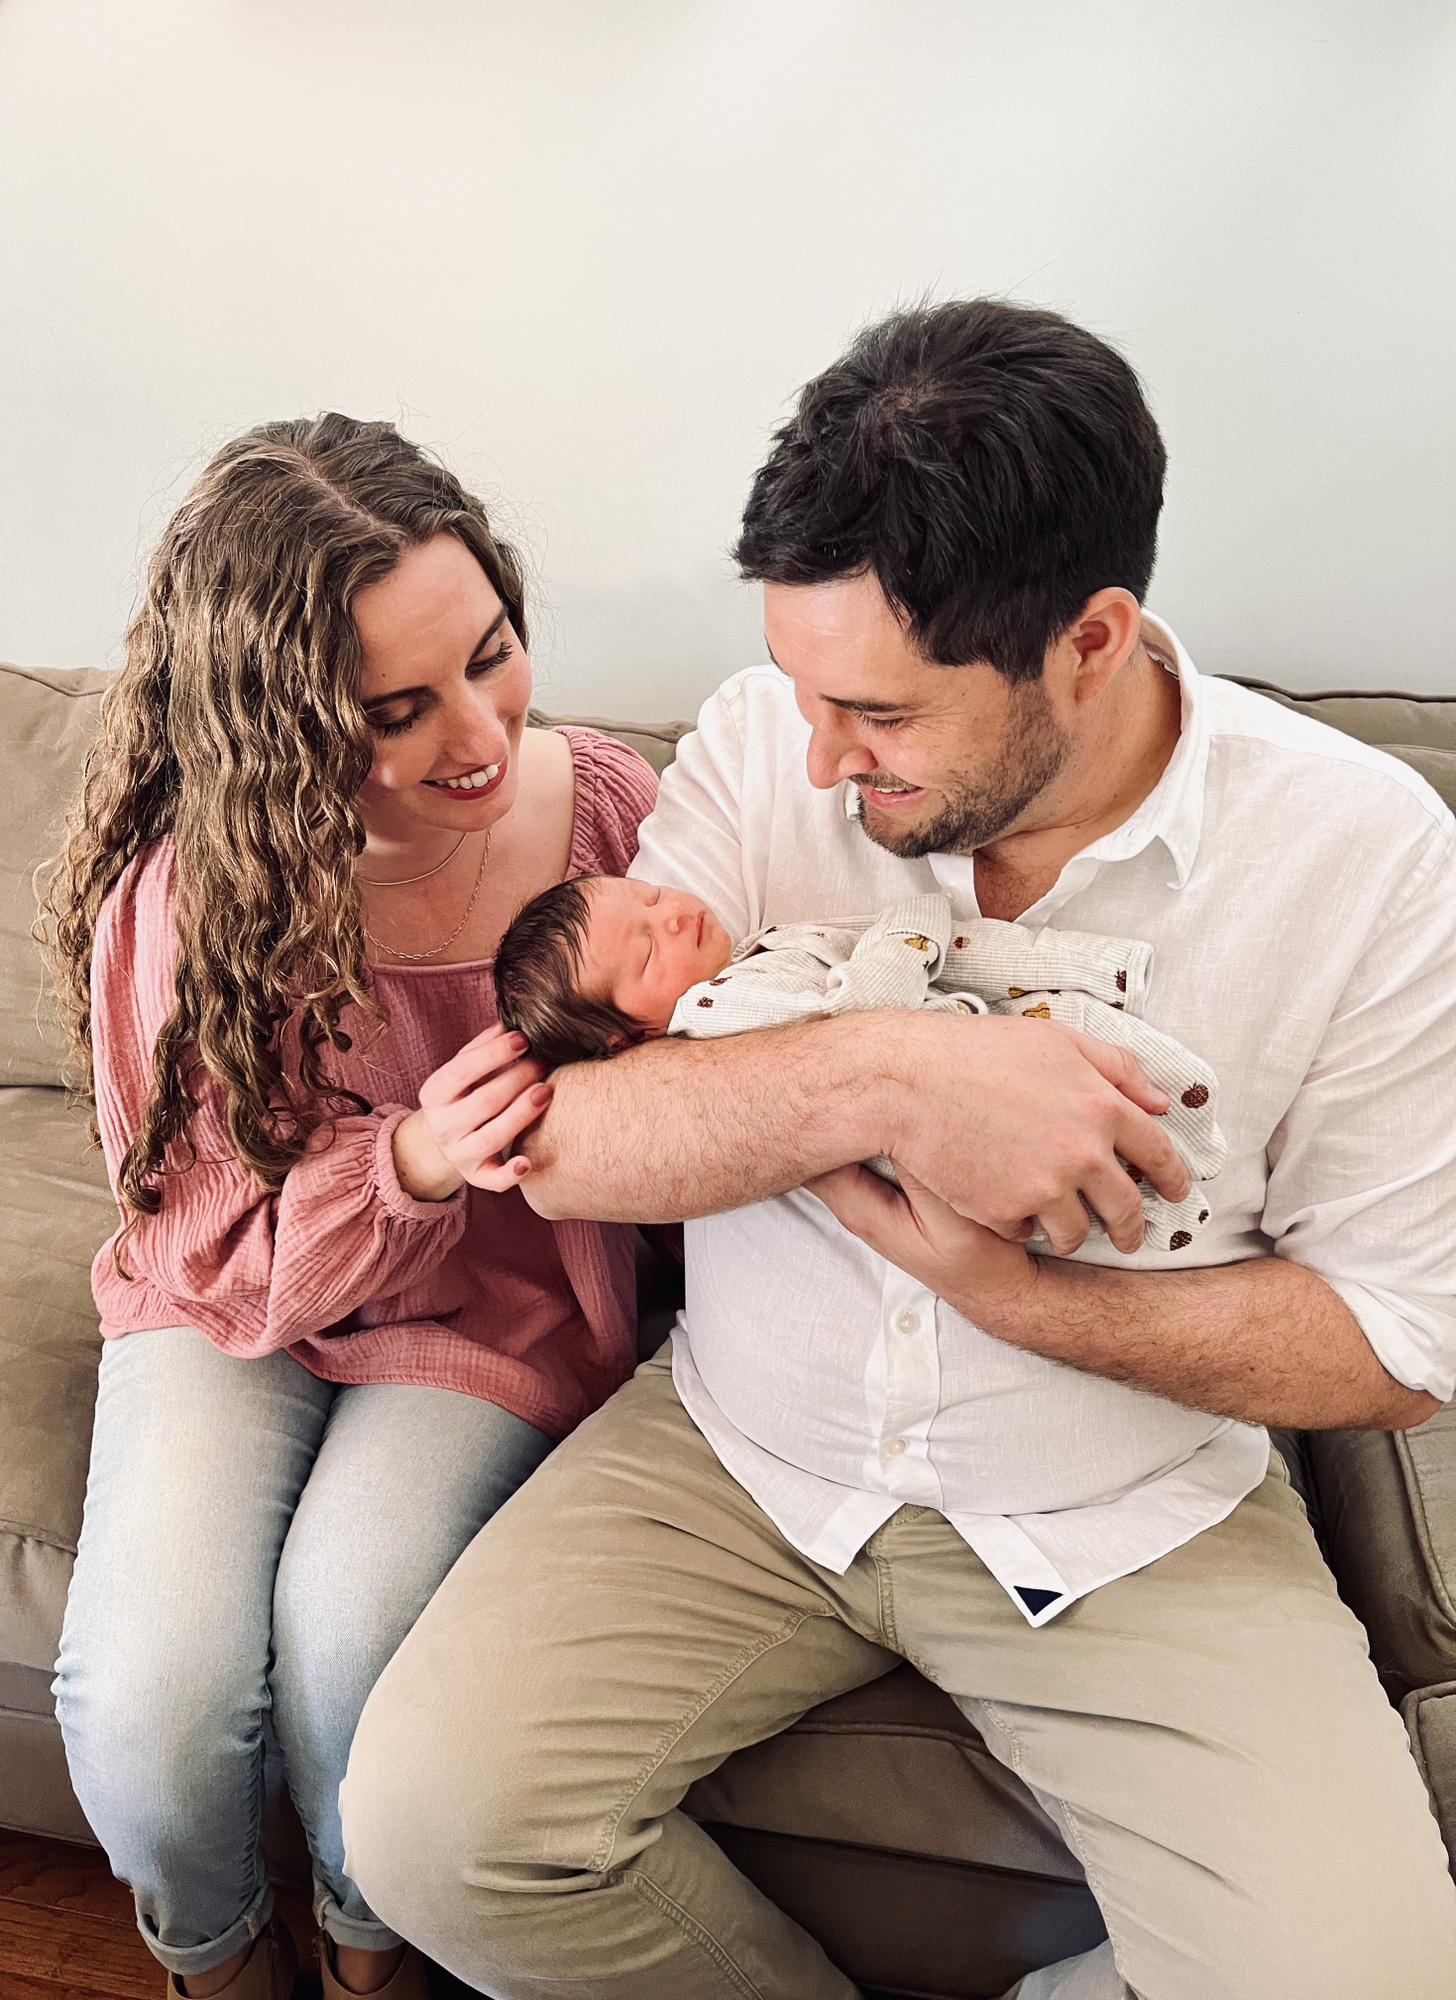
[{"xmin": 2, "ymin": 0, "xmax": 1452, "ymax": 717}]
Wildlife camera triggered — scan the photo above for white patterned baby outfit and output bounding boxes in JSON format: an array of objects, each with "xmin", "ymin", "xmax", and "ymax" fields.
[{"xmin": 669, "ymin": 892, "xmax": 1225, "ymax": 1255}]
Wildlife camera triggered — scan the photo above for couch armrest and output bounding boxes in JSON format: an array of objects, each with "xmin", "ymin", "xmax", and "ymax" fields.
[
  {"xmin": 1403, "ymin": 1680, "xmax": 1456, "ymax": 1883},
  {"xmin": 1307, "ymin": 1406, "xmax": 1456, "ymax": 1702}
]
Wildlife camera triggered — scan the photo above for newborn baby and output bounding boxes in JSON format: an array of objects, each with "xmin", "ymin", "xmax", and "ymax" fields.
[{"xmin": 494, "ymin": 876, "xmax": 1225, "ymax": 1255}]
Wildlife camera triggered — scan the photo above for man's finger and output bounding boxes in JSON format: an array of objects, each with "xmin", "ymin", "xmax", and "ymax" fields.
[
  {"xmin": 1068, "ymin": 1032, "xmax": 1171, "ymax": 1115},
  {"xmin": 807, "ymin": 1164, "xmax": 899, "ymax": 1239},
  {"xmin": 1036, "ymin": 1193, "xmax": 1097, "ymax": 1257},
  {"xmin": 1110, "ymin": 1104, "xmax": 1193, "ymax": 1204}
]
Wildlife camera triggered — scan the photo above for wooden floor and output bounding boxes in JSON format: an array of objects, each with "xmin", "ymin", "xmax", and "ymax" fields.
[
  {"xmin": 0, "ymin": 1829, "xmax": 320, "ymax": 2000},
  {"xmin": 0, "ymin": 1828, "xmax": 911, "ymax": 2000}
]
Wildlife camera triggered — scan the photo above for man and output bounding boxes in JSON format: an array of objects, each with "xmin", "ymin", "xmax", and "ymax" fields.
[{"xmin": 343, "ymin": 300, "xmax": 1456, "ymax": 1998}]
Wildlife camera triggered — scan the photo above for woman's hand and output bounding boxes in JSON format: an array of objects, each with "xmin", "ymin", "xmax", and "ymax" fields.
[
  {"xmin": 807, "ymin": 1161, "xmax": 1039, "ymax": 1319},
  {"xmin": 393, "ymin": 1025, "xmax": 553, "ymax": 1200}
]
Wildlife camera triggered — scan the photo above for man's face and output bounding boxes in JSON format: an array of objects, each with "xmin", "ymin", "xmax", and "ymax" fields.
[{"xmin": 763, "ymin": 574, "xmax": 1072, "ymax": 859}]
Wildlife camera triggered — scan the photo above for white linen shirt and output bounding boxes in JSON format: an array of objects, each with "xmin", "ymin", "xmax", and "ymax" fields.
[{"xmin": 629, "ymin": 616, "xmax": 1456, "ymax": 1624}]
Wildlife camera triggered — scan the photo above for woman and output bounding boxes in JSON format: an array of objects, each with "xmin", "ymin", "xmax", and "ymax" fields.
[{"xmin": 40, "ymin": 415, "xmax": 656, "ymax": 2000}]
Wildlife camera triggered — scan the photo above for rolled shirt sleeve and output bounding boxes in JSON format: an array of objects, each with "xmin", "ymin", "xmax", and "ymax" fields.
[{"xmin": 1261, "ymin": 814, "xmax": 1456, "ymax": 1402}]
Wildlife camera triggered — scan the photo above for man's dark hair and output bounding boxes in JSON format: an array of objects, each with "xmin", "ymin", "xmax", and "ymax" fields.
[
  {"xmin": 734, "ymin": 297, "xmax": 1166, "ymax": 683},
  {"xmin": 493, "ymin": 877, "xmax": 640, "ymax": 1070}
]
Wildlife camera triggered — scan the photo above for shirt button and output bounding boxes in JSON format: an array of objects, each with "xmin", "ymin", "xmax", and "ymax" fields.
[
  {"xmin": 895, "ymin": 1310, "xmax": 920, "ymax": 1336},
  {"xmin": 885, "ymin": 1436, "xmax": 908, "ymax": 1457}
]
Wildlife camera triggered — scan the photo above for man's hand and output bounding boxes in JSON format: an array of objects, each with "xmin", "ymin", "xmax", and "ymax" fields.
[
  {"xmin": 879, "ymin": 1013, "xmax": 1191, "ymax": 1252},
  {"xmin": 812, "ymin": 1154, "xmax": 1440, "ymax": 1432},
  {"xmin": 808, "ymin": 1163, "xmax": 1040, "ymax": 1319}
]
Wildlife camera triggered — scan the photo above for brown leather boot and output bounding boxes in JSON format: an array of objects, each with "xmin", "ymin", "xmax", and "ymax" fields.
[
  {"xmin": 317, "ymin": 1936, "xmax": 430, "ymax": 2000},
  {"xmin": 165, "ymin": 1919, "xmax": 299, "ymax": 1999}
]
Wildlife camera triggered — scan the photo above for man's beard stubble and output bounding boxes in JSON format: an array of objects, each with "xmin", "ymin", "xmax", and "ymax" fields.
[{"xmin": 855, "ymin": 678, "xmax": 1073, "ymax": 860}]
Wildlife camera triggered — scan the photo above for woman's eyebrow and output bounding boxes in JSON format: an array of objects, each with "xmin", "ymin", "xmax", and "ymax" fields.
[{"xmin": 361, "ymin": 609, "xmax": 509, "ymax": 712}]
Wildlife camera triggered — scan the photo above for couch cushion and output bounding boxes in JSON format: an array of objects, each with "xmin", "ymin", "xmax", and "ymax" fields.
[
  {"xmin": 1228, "ymin": 678, "xmax": 1456, "ymax": 811},
  {"xmin": 688, "ymin": 1663, "xmax": 1083, "ymax": 1882},
  {"xmin": 1310, "ymin": 1407, "xmax": 1456, "ymax": 1703},
  {"xmin": 530, "ymin": 706, "xmax": 690, "ymax": 776},
  {"xmin": 0, "ymin": 1088, "xmax": 113, "ymax": 1670},
  {"xmin": 0, "ymin": 665, "xmax": 113, "ymax": 1087},
  {"xmin": 1405, "ymin": 1680, "xmax": 1456, "ymax": 1887}
]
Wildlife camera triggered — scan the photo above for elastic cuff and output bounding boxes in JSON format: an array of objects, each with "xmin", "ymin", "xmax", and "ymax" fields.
[
  {"xmin": 138, "ymin": 1884, "xmax": 273, "ymax": 1977},
  {"xmin": 373, "ymin": 1109, "xmax": 468, "ymax": 1223}
]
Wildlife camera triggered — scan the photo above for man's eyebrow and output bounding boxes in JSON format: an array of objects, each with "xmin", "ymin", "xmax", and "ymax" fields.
[
  {"xmin": 762, "ymin": 636, "xmax": 905, "ymax": 715},
  {"xmin": 361, "ymin": 609, "xmax": 509, "ymax": 711}
]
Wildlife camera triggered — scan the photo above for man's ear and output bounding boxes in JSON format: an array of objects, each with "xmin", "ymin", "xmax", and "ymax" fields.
[{"xmin": 1060, "ymin": 587, "xmax": 1142, "ymax": 702}]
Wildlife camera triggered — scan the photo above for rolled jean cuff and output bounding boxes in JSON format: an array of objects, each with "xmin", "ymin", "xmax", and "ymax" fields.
[
  {"xmin": 139, "ymin": 1883, "xmax": 273, "ymax": 1978},
  {"xmin": 315, "ymin": 1889, "xmax": 406, "ymax": 1955}
]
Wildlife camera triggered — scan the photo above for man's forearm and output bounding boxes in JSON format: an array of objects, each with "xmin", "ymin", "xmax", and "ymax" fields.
[
  {"xmin": 519, "ymin": 1015, "xmax": 893, "ymax": 1222},
  {"xmin": 967, "ymin": 1254, "xmax": 1440, "ymax": 1431}
]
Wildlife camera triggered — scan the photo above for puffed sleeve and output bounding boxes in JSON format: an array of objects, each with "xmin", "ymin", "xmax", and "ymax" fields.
[
  {"xmin": 567, "ymin": 728, "xmax": 659, "ymax": 879},
  {"xmin": 89, "ymin": 843, "xmax": 467, "ymax": 1357}
]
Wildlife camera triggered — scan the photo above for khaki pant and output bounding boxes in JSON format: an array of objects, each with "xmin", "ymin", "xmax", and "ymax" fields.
[{"xmin": 342, "ymin": 1353, "xmax": 1456, "ymax": 1999}]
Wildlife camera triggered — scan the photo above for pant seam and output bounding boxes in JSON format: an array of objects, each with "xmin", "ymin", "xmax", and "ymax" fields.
[
  {"xmin": 871, "ymin": 1542, "xmax": 901, "ymax": 1654},
  {"xmin": 621, "ymin": 1865, "xmax": 766, "ymax": 1999},
  {"xmin": 590, "ymin": 1607, "xmax": 829, "ymax": 1875},
  {"xmin": 976, "ymin": 1696, "xmax": 1130, "ymax": 1990}
]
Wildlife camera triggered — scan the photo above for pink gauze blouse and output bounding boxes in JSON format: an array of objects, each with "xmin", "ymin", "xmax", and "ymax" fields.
[{"xmin": 90, "ymin": 727, "xmax": 657, "ymax": 1440}]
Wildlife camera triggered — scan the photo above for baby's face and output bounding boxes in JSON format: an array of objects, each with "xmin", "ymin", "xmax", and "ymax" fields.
[{"xmin": 581, "ymin": 879, "xmax": 734, "ymax": 1033}]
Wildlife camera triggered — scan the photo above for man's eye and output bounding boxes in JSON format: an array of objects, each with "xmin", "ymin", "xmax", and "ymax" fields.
[{"xmin": 861, "ymin": 713, "xmax": 905, "ymax": 731}]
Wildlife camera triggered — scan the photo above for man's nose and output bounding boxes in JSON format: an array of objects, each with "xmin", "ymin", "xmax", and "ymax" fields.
[{"xmin": 806, "ymin": 722, "xmax": 871, "ymax": 791}]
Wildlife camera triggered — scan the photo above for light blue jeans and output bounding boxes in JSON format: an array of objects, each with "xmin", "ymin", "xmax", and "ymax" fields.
[{"xmin": 53, "ymin": 1325, "xmax": 553, "ymax": 1981}]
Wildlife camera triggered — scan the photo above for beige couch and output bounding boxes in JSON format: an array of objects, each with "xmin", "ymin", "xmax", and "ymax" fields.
[{"xmin": 3, "ymin": 657, "xmax": 1456, "ymax": 2000}]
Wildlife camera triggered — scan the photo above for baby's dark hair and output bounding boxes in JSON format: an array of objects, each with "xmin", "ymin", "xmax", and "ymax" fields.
[{"xmin": 493, "ymin": 876, "xmax": 642, "ymax": 1069}]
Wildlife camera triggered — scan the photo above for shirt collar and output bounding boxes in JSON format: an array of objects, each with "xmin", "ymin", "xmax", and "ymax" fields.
[{"xmin": 839, "ymin": 612, "xmax": 1208, "ymax": 888}]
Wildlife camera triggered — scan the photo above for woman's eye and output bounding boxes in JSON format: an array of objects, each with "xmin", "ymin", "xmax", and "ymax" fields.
[
  {"xmin": 372, "ymin": 710, "xmax": 418, "ymax": 738},
  {"xmin": 370, "ymin": 640, "xmax": 514, "ymax": 737},
  {"xmin": 467, "ymin": 640, "xmax": 514, "ymax": 678}
]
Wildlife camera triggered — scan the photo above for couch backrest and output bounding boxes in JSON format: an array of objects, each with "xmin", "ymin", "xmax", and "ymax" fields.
[
  {"xmin": 3, "ymin": 661, "xmax": 1452, "ymax": 1088},
  {"xmin": 4, "ymin": 666, "xmax": 117, "ymax": 1086}
]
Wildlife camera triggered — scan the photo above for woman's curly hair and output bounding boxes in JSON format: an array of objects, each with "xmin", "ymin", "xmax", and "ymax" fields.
[{"xmin": 35, "ymin": 414, "xmax": 527, "ymax": 1263}]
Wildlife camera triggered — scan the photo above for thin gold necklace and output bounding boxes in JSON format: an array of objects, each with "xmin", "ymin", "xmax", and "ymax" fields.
[
  {"xmin": 363, "ymin": 829, "xmax": 492, "ymax": 962},
  {"xmin": 358, "ymin": 830, "xmax": 468, "ymax": 888}
]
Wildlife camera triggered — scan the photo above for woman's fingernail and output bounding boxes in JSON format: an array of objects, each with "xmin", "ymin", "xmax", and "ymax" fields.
[
  {"xmin": 510, "ymin": 1033, "xmax": 529, "ymax": 1054},
  {"xmin": 532, "ymin": 1084, "xmax": 554, "ymax": 1106},
  {"xmin": 512, "ymin": 1157, "xmax": 530, "ymax": 1176}
]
